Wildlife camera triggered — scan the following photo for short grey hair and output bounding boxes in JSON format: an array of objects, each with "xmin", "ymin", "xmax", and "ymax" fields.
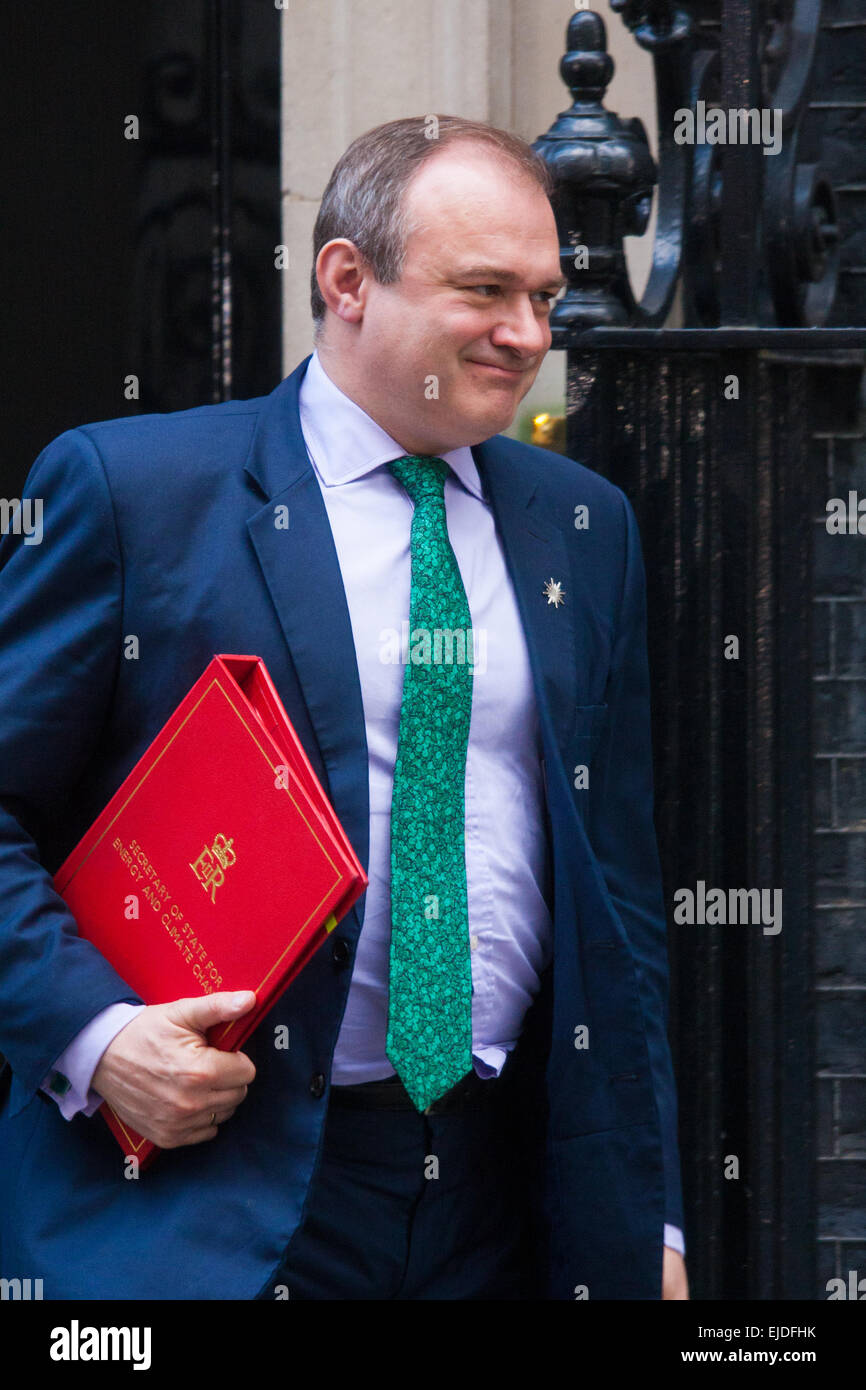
[{"xmin": 310, "ymin": 115, "xmax": 554, "ymax": 332}]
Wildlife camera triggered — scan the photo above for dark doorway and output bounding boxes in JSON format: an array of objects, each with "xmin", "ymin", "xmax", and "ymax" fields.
[{"xmin": 0, "ymin": 1, "xmax": 281, "ymax": 500}]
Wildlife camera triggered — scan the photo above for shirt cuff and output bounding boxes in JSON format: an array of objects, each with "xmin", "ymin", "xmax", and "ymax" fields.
[
  {"xmin": 40, "ymin": 1002, "xmax": 147, "ymax": 1120},
  {"xmin": 664, "ymin": 1223, "xmax": 685, "ymax": 1255},
  {"xmin": 471, "ymin": 1043, "xmax": 511, "ymax": 1078}
]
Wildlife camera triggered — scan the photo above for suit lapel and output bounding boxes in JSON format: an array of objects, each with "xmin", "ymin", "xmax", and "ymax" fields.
[
  {"xmin": 243, "ymin": 356, "xmax": 370, "ymax": 900},
  {"xmin": 472, "ymin": 438, "xmax": 576, "ymax": 755}
]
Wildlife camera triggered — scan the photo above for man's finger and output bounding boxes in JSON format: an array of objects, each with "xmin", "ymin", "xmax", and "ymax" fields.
[
  {"xmin": 205, "ymin": 1051, "xmax": 256, "ymax": 1088},
  {"xmin": 207, "ymin": 1082, "xmax": 250, "ymax": 1106},
  {"xmin": 163, "ymin": 990, "xmax": 256, "ymax": 1036}
]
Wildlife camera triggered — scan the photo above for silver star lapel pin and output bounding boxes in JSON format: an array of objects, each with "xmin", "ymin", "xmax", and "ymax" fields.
[{"xmin": 543, "ymin": 577, "xmax": 566, "ymax": 608}]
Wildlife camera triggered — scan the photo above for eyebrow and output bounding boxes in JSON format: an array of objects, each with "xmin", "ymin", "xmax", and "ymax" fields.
[{"xmin": 454, "ymin": 265, "xmax": 566, "ymax": 292}]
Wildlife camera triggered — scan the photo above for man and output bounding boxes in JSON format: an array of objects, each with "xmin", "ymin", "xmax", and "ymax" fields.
[{"xmin": 0, "ymin": 116, "xmax": 687, "ymax": 1299}]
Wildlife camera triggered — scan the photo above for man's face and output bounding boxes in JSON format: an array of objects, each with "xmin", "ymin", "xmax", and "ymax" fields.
[{"xmin": 348, "ymin": 144, "xmax": 563, "ymax": 453}]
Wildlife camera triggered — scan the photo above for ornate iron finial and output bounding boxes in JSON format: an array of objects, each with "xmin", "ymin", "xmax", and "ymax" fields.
[{"xmin": 532, "ymin": 11, "xmax": 657, "ymax": 340}]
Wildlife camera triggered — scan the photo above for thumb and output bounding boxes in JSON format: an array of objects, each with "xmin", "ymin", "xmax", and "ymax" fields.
[{"xmin": 164, "ymin": 989, "xmax": 256, "ymax": 1036}]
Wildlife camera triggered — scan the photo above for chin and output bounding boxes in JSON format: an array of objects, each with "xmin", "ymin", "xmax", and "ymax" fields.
[
  {"xmin": 448, "ymin": 393, "xmax": 521, "ymax": 446},
  {"xmin": 482, "ymin": 404, "xmax": 520, "ymax": 438},
  {"xmin": 457, "ymin": 413, "xmax": 517, "ymax": 447}
]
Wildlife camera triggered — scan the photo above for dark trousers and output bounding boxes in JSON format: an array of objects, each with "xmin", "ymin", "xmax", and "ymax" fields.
[{"xmin": 259, "ymin": 1061, "xmax": 535, "ymax": 1300}]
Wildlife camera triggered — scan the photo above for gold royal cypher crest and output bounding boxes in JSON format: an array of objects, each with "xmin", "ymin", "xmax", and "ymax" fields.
[{"xmin": 190, "ymin": 833, "xmax": 237, "ymax": 903}]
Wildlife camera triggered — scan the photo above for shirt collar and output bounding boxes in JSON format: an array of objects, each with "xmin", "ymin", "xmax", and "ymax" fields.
[{"xmin": 298, "ymin": 349, "xmax": 485, "ymax": 501}]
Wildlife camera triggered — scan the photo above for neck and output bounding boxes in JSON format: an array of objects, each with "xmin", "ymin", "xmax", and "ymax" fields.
[{"xmin": 314, "ymin": 340, "xmax": 449, "ymax": 456}]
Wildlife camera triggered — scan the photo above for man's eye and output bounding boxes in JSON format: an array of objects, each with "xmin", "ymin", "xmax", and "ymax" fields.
[{"xmin": 465, "ymin": 284, "xmax": 561, "ymax": 304}]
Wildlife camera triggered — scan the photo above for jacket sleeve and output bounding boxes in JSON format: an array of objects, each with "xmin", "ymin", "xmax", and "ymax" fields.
[
  {"xmin": 0, "ymin": 429, "xmax": 144, "ymax": 1118},
  {"xmin": 585, "ymin": 486, "xmax": 685, "ymax": 1232}
]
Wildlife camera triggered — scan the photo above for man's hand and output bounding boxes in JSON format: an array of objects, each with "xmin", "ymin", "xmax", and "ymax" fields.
[
  {"xmin": 91, "ymin": 990, "xmax": 257, "ymax": 1149},
  {"xmin": 662, "ymin": 1247, "xmax": 689, "ymax": 1299}
]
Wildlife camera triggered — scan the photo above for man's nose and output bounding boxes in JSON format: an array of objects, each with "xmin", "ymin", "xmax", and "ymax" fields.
[{"xmin": 489, "ymin": 296, "xmax": 551, "ymax": 358}]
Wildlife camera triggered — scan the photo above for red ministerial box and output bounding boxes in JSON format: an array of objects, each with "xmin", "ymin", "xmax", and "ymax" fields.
[{"xmin": 52, "ymin": 654, "xmax": 367, "ymax": 1169}]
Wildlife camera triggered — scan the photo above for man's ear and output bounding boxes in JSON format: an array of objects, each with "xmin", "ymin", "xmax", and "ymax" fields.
[{"xmin": 315, "ymin": 239, "xmax": 369, "ymax": 325}]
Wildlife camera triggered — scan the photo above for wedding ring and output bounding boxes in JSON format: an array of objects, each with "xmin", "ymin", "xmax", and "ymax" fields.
[{"xmin": 210, "ymin": 1111, "xmax": 216, "ymax": 1126}]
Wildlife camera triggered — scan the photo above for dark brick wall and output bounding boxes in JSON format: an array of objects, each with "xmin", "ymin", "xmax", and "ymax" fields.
[
  {"xmin": 810, "ymin": 0, "xmax": 866, "ymax": 1299},
  {"xmin": 812, "ymin": 360, "xmax": 866, "ymax": 1298}
]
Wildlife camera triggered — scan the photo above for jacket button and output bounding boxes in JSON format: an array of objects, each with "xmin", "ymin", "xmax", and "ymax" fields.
[
  {"xmin": 309, "ymin": 1073, "xmax": 326, "ymax": 1099},
  {"xmin": 332, "ymin": 937, "xmax": 351, "ymax": 964}
]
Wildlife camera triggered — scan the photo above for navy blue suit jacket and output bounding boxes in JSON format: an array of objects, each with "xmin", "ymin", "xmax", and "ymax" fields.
[{"xmin": 0, "ymin": 356, "xmax": 683, "ymax": 1298}]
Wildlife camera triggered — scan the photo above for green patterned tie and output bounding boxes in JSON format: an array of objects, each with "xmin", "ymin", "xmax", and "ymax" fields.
[{"xmin": 386, "ymin": 454, "xmax": 474, "ymax": 1112}]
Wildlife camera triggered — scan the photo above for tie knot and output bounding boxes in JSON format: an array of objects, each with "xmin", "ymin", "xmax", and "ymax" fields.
[{"xmin": 388, "ymin": 454, "xmax": 449, "ymax": 506}]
